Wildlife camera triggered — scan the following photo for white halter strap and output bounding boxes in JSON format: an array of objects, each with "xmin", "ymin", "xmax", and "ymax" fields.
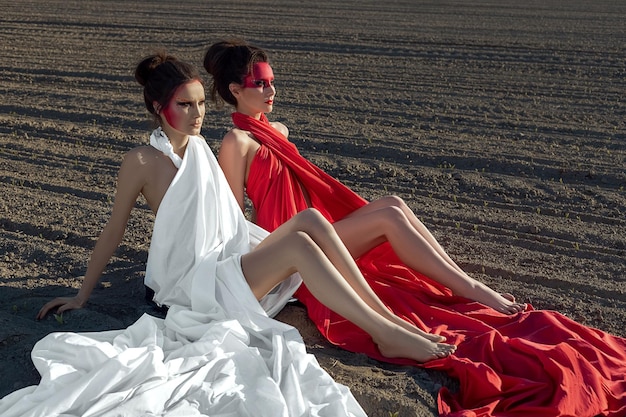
[{"xmin": 149, "ymin": 127, "xmax": 183, "ymax": 168}]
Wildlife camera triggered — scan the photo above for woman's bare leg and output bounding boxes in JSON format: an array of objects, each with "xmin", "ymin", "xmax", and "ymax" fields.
[
  {"xmin": 241, "ymin": 211, "xmax": 456, "ymax": 362},
  {"xmin": 335, "ymin": 197, "xmax": 526, "ymax": 314},
  {"xmin": 253, "ymin": 209, "xmax": 447, "ymax": 342},
  {"xmin": 344, "ymin": 196, "xmax": 467, "ymax": 274}
]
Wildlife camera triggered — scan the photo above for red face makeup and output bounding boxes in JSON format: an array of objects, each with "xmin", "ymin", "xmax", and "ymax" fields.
[
  {"xmin": 242, "ymin": 62, "xmax": 274, "ymax": 89},
  {"xmin": 162, "ymin": 102, "xmax": 179, "ymax": 129},
  {"xmin": 160, "ymin": 79, "xmax": 205, "ymax": 136}
]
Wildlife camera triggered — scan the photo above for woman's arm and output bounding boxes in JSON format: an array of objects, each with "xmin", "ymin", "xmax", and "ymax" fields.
[
  {"xmin": 218, "ymin": 130, "xmax": 255, "ymax": 211},
  {"xmin": 37, "ymin": 149, "xmax": 146, "ymax": 319}
]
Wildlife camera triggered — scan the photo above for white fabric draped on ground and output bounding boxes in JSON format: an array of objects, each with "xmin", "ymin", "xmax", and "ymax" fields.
[{"xmin": 0, "ymin": 131, "xmax": 366, "ymax": 417}]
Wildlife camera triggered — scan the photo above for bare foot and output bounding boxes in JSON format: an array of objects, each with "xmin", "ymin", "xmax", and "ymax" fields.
[
  {"xmin": 479, "ymin": 291, "xmax": 527, "ymax": 314},
  {"xmin": 377, "ymin": 309, "xmax": 446, "ymax": 342},
  {"xmin": 375, "ymin": 326, "xmax": 456, "ymax": 363},
  {"xmin": 500, "ymin": 293, "xmax": 527, "ymax": 313},
  {"xmin": 391, "ymin": 317, "xmax": 446, "ymax": 342}
]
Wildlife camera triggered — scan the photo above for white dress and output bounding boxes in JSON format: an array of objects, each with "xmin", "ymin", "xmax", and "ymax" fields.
[{"xmin": 0, "ymin": 130, "xmax": 366, "ymax": 417}]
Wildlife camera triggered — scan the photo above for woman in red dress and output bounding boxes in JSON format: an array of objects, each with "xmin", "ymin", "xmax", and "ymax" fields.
[{"xmin": 203, "ymin": 39, "xmax": 626, "ymax": 417}]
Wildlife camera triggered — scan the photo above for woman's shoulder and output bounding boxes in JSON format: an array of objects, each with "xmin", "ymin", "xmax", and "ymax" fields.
[
  {"xmin": 126, "ymin": 144, "xmax": 157, "ymax": 154},
  {"xmin": 123, "ymin": 144, "xmax": 157, "ymax": 161},
  {"xmin": 121, "ymin": 145, "xmax": 171, "ymax": 171},
  {"xmin": 271, "ymin": 121, "xmax": 289, "ymax": 138},
  {"xmin": 222, "ymin": 127, "xmax": 260, "ymax": 151},
  {"xmin": 223, "ymin": 127, "xmax": 249, "ymax": 141}
]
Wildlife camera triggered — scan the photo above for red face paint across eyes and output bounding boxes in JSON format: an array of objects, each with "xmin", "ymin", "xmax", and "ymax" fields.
[{"xmin": 242, "ymin": 62, "xmax": 274, "ymax": 89}]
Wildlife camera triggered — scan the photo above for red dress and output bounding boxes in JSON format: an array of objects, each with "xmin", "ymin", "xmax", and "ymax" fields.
[{"xmin": 233, "ymin": 112, "xmax": 626, "ymax": 417}]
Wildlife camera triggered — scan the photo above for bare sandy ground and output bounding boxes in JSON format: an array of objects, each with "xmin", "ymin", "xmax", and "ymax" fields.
[{"xmin": 0, "ymin": 1, "xmax": 624, "ymax": 415}]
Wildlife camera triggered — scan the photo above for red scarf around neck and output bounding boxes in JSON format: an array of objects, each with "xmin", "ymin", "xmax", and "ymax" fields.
[{"xmin": 232, "ymin": 112, "xmax": 367, "ymax": 228}]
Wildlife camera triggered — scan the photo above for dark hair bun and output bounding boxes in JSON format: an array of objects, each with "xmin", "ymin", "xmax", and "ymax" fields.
[{"xmin": 135, "ymin": 52, "xmax": 169, "ymax": 86}]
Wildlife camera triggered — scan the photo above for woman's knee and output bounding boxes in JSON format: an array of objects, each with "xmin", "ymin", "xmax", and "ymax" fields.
[
  {"xmin": 379, "ymin": 205, "xmax": 410, "ymax": 231},
  {"xmin": 379, "ymin": 195, "xmax": 422, "ymax": 223},
  {"xmin": 379, "ymin": 195, "xmax": 407, "ymax": 210},
  {"xmin": 293, "ymin": 208, "xmax": 333, "ymax": 233}
]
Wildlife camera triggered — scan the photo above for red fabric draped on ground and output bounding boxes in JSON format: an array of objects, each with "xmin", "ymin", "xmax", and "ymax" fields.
[{"xmin": 232, "ymin": 112, "xmax": 626, "ymax": 417}]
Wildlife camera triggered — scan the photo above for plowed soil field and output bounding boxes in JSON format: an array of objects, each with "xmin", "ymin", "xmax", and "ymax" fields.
[{"xmin": 1, "ymin": 1, "xmax": 624, "ymax": 415}]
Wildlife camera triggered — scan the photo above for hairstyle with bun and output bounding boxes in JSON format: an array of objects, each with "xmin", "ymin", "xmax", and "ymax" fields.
[
  {"xmin": 203, "ymin": 39, "xmax": 269, "ymax": 108},
  {"xmin": 135, "ymin": 51, "xmax": 202, "ymax": 123}
]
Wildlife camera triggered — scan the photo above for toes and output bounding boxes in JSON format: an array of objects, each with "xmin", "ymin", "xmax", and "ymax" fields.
[
  {"xmin": 509, "ymin": 303, "xmax": 527, "ymax": 314},
  {"xmin": 436, "ymin": 349, "xmax": 451, "ymax": 358},
  {"xmin": 429, "ymin": 342, "xmax": 457, "ymax": 360},
  {"xmin": 502, "ymin": 293, "xmax": 516, "ymax": 302}
]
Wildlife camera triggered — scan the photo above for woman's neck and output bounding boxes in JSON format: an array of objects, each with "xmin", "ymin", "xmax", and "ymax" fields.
[
  {"xmin": 235, "ymin": 107, "xmax": 263, "ymax": 120},
  {"xmin": 161, "ymin": 126, "xmax": 189, "ymax": 158}
]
